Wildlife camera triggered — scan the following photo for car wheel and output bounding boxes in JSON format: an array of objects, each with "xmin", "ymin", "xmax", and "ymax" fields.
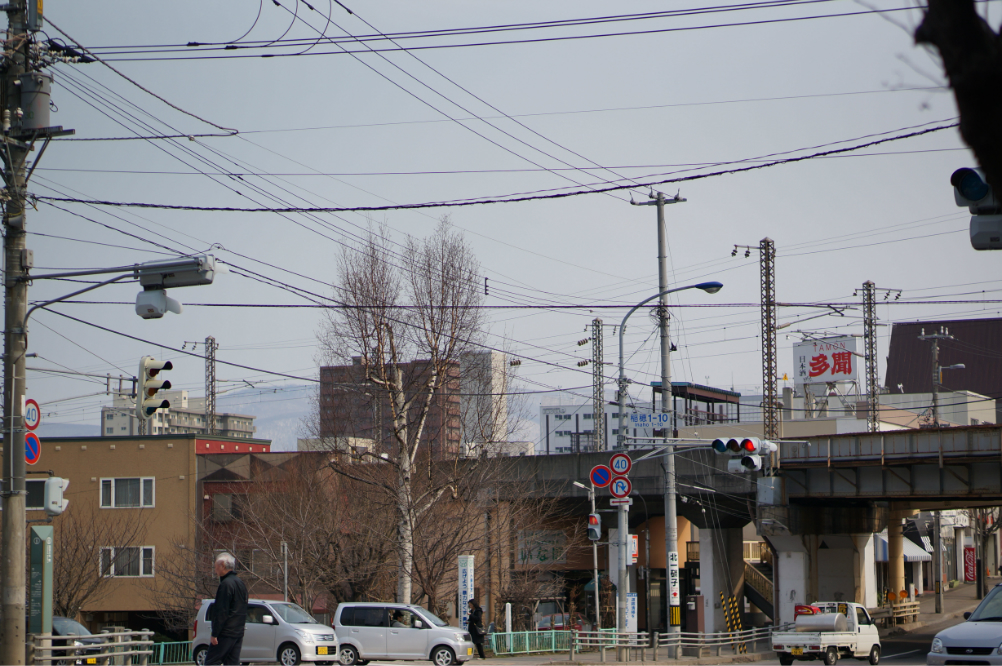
[
  {"xmin": 278, "ymin": 642, "xmax": 302, "ymax": 666},
  {"xmin": 193, "ymin": 645, "xmax": 209, "ymax": 666},
  {"xmin": 338, "ymin": 645, "xmax": 360, "ymax": 666},
  {"xmin": 867, "ymin": 646, "xmax": 880, "ymax": 665},
  {"xmin": 431, "ymin": 646, "xmax": 456, "ymax": 666},
  {"xmin": 779, "ymin": 654, "xmax": 794, "ymax": 666},
  {"xmin": 824, "ymin": 646, "xmax": 838, "ymax": 665}
]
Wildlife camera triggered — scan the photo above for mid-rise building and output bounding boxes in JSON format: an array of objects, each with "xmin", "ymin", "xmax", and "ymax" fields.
[{"xmin": 101, "ymin": 390, "xmax": 257, "ymax": 438}]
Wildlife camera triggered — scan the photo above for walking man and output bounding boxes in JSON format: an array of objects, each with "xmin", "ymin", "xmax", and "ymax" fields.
[{"xmin": 206, "ymin": 552, "xmax": 248, "ymax": 665}]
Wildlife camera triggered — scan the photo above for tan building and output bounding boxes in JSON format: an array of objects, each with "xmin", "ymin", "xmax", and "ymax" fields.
[{"xmin": 25, "ymin": 434, "xmax": 270, "ymax": 637}]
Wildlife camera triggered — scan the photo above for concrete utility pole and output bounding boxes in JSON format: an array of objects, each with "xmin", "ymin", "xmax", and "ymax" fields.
[
  {"xmin": 631, "ymin": 191, "xmax": 685, "ymax": 644},
  {"xmin": 934, "ymin": 511, "xmax": 943, "ymax": 614},
  {"xmin": 205, "ymin": 336, "xmax": 218, "ymax": 434},
  {"xmin": 918, "ymin": 327, "xmax": 963, "ymax": 427}
]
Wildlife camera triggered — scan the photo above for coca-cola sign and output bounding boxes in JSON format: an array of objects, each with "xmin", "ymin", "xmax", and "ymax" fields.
[{"xmin": 965, "ymin": 546, "xmax": 977, "ymax": 582}]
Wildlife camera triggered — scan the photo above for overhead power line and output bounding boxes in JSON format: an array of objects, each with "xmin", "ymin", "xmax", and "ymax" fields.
[{"xmin": 33, "ymin": 122, "xmax": 959, "ymax": 213}]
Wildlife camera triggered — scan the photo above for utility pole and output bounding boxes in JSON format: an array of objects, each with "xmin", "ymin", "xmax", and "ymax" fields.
[
  {"xmin": 2, "ymin": 2, "xmax": 72, "ymax": 659},
  {"xmin": 205, "ymin": 336, "xmax": 217, "ymax": 435},
  {"xmin": 759, "ymin": 238, "xmax": 778, "ymax": 440},
  {"xmin": 733, "ymin": 239, "xmax": 778, "ymax": 439},
  {"xmin": 934, "ymin": 511, "xmax": 943, "ymax": 613},
  {"xmin": 631, "ymin": 190, "xmax": 685, "ymax": 649},
  {"xmin": 918, "ymin": 327, "xmax": 963, "ymax": 427},
  {"xmin": 591, "ymin": 320, "xmax": 604, "ymax": 452},
  {"xmin": 862, "ymin": 281, "xmax": 879, "ymax": 432}
]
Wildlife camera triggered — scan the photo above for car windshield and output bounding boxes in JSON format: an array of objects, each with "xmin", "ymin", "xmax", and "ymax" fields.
[
  {"xmin": 271, "ymin": 603, "xmax": 318, "ymax": 624},
  {"xmin": 415, "ymin": 608, "xmax": 449, "ymax": 627},
  {"xmin": 969, "ymin": 587, "xmax": 1002, "ymax": 621},
  {"xmin": 52, "ymin": 617, "xmax": 91, "ymax": 637}
]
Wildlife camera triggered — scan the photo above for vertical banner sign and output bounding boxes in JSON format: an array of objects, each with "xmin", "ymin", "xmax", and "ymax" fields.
[
  {"xmin": 965, "ymin": 546, "xmax": 977, "ymax": 583},
  {"xmin": 29, "ymin": 525, "xmax": 54, "ymax": 635},
  {"xmin": 458, "ymin": 555, "xmax": 475, "ymax": 630},
  {"xmin": 626, "ymin": 593, "xmax": 638, "ymax": 633},
  {"xmin": 668, "ymin": 551, "xmax": 681, "ymax": 626}
]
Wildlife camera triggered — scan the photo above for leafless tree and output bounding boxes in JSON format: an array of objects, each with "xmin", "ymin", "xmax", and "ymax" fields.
[
  {"xmin": 916, "ymin": 2, "xmax": 1002, "ymax": 189},
  {"xmin": 316, "ymin": 219, "xmax": 493, "ymax": 603},
  {"xmin": 51, "ymin": 503, "xmax": 149, "ymax": 619}
]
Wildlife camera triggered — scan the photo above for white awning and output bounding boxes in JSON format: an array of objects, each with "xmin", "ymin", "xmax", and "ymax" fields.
[{"xmin": 875, "ymin": 535, "xmax": 932, "ymax": 562}]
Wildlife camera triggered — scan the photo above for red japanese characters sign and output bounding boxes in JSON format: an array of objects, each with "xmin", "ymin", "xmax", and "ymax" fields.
[{"xmin": 794, "ymin": 336, "xmax": 858, "ymax": 388}]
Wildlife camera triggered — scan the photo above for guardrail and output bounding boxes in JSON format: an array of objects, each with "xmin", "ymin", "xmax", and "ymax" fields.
[
  {"xmin": 149, "ymin": 641, "xmax": 192, "ymax": 665},
  {"xmin": 655, "ymin": 625, "xmax": 786, "ymax": 658},
  {"xmin": 30, "ymin": 629, "xmax": 154, "ymax": 665},
  {"xmin": 490, "ymin": 630, "xmax": 573, "ymax": 655}
]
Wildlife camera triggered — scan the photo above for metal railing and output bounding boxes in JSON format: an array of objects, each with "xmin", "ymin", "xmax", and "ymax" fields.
[
  {"xmin": 149, "ymin": 641, "xmax": 192, "ymax": 665},
  {"xmin": 745, "ymin": 561, "xmax": 774, "ymax": 600},
  {"xmin": 30, "ymin": 629, "xmax": 154, "ymax": 665},
  {"xmin": 490, "ymin": 630, "xmax": 572, "ymax": 655},
  {"xmin": 656, "ymin": 623, "xmax": 793, "ymax": 658}
]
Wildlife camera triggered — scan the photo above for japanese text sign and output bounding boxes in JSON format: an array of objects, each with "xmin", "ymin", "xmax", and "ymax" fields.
[{"xmin": 794, "ymin": 336, "xmax": 858, "ymax": 388}]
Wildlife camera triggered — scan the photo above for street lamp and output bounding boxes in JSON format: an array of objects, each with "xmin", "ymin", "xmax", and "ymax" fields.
[{"xmin": 614, "ymin": 280, "xmax": 722, "ymax": 646}]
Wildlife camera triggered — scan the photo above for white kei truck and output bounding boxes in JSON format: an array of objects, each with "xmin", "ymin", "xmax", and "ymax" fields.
[{"xmin": 772, "ymin": 602, "xmax": 881, "ymax": 666}]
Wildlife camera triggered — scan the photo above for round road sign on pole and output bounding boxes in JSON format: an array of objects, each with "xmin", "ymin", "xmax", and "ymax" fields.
[
  {"xmin": 23, "ymin": 399, "xmax": 40, "ymax": 431},
  {"xmin": 610, "ymin": 476, "xmax": 632, "ymax": 498},
  {"xmin": 590, "ymin": 465, "xmax": 613, "ymax": 488},
  {"xmin": 25, "ymin": 432, "xmax": 40, "ymax": 466},
  {"xmin": 610, "ymin": 453, "xmax": 632, "ymax": 476}
]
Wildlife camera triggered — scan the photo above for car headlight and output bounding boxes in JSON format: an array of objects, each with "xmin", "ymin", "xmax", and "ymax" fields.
[
  {"xmin": 73, "ymin": 640, "xmax": 84, "ymax": 647},
  {"xmin": 931, "ymin": 637, "xmax": 943, "ymax": 654},
  {"xmin": 454, "ymin": 632, "xmax": 466, "ymax": 642},
  {"xmin": 298, "ymin": 630, "xmax": 315, "ymax": 643},
  {"xmin": 996, "ymin": 641, "xmax": 1002, "ymax": 655}
]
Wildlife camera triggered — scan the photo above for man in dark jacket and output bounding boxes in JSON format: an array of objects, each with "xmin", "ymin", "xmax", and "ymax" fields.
[{"xmin": 206, "ymin": 552, "xmax": 248, "ymax": 665}]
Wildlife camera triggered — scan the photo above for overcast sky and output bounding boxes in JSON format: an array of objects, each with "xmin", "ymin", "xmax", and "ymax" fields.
[{"xmin": 18, "ymin": 0, "xmax": 999, "ymax": 445}]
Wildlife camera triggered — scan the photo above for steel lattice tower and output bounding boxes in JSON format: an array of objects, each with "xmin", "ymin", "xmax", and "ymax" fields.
[
  {"xmin": 592, "ymin": 318, "xmax": 605, "ymax": 451},
  {"xmin": 205, "ymin": 336, "xmax": 218, "ymax": 435},
  {"xmin": 759, "ymin": 238, "xmax": 779, "ymax": 440},
  {"xmin": 862, "ymin": 281, "xmax": 879, "ymax": 432}
]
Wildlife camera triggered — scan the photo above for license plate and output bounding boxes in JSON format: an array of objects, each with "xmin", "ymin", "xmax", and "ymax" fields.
[
  {"xmin": 86, "ymin": 660, "xmax": 97, "ymax": 665},
  {"xmin": 468, "ymin": 648, "xmax": 473, "ymax": 656},
  {"xmin": 791, "ymin": 647, "xmax": 804, "ymax": 656},
  {"xmin": 317, "ymin": 647, "xmax": 328, "ymax": 655}
]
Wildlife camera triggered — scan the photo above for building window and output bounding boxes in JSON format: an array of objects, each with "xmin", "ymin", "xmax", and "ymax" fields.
[
  {"xmin": 120, "ymin": 426, "xmax": 127, "ymax": 431},
  {"xmin": 100, "ymin": 478, "xmax": 155, "ymax": 508},
  {"xmin": 106, "ymin": 414, "xmax": 114, "ymax": 421},
  {"xmin": 584, "ymin": 414, "xmax": 593, "ymax": 420},
  {"xmin": 212, "ymin": 494, "xmax": 245, "ymax": 522},
  {"xmin": 100, "ymin": 547, "xmax": 154, "ymax": 577},
  {"xmin": 26, "ymin": 479, "xmax": 44, "ymax": 510},
  {"xmin": 611, "ymin": 429, "xmax": 619, "ymax": 435},
  {"xmin": 106, "ymin": 427, "xmax": 113, "ymax": 434}
]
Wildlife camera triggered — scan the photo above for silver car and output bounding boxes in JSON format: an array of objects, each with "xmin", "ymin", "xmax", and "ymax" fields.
[
  {"xmin": 928, "ymin": 584, "xmax": 1002, "ymax": 665},
  {"xmin": 333, "ymin": 602, "xmax": 475, "ymax": 666},
  {"xmin": 193, "ymin": 598, "xmax": 339, "ymax": 666}
]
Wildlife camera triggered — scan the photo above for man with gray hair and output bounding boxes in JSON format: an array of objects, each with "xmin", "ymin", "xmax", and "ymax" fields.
[{"xmin": 206, "ymin": 552, "xmax": 248, "ymax": 665}]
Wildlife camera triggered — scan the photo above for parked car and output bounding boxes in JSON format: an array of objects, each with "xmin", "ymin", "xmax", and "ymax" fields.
[
  {"xmin": 51, "ymin": 616, "xmax": 105, "ymax": 665},
  {"xmin": 772, "ymin": 601, "xmax": 880, "ymax": 665},
  {"xmin": 333, "ymin": 602, "xmax": 474, "ymax": 666},
  {"xmin": 192, "ymin": 598, "xmax": 337, "ymax": 666},
  {"xmin": 928, "ymin": 583, "xmax": 1002, "ymax": 665},
  {"xmin": 536, "ymin": 613, "xmax": 592, "ymax": 632}
]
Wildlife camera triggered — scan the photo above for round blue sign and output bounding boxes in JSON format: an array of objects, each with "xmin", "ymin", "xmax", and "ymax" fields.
[
  {"xmin": 25, "ymin": 432, "xmax": 40, "ymax": 466},
  {"xmin": 590, "ymin": 465, "xmax": 613, "ymax": 488}
]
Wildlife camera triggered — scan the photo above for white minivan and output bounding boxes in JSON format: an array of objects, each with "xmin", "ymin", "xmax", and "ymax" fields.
[
  {"xmin": 333, "ymin": 602, "xmax": 475, "ymax": 666},
  {"xmin": 192, "ymin": 598, "xmax": 338, "ymax": 666}
]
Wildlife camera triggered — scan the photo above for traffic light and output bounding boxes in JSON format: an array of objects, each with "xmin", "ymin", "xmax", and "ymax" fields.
[
  {"xmin": 44, "ymin": 477, "xmax": 69, "ymax": 516},
  {"xmin": 587, "ymin": 514, "xmax": 601, "ymax": 541},
  {"xmin": 711, "ymin": 437, "xmax": 777, "ymax": 473},
  {"xmin": 137, "ymin": 355, "xmax": 173, "ymax": 420},
  {"xmin": 951, "ymin": 168, "xmax": 1002, "ymax": 250}
]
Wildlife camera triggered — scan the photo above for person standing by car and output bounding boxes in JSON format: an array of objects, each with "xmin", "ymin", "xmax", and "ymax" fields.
[
  {"xmin": 206, "ymin": 552, "xmax": 248, "ymax": 665},
  {"xmin": 467, "ymin": 599, "xmax": 485, "ymax": 659}
]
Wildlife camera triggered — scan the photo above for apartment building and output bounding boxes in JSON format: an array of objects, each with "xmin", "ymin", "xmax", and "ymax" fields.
[{"xmin": 101, "ymin": 390, "xmax": 257, "ymax": 439}]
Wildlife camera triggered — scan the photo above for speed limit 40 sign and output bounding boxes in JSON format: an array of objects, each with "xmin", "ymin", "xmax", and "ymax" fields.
[{"xmin": 23, "ymin": 399, "xmax": 40, "ymax": 431}]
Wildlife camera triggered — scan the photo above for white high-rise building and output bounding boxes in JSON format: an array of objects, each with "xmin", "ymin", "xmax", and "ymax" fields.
[
  {"xmin": 101, "ymin": 390, "xmax": 257, "ymax": 438},
  {"xmin": 538, "ymin": 393, "xmax": 656, "ymax": 455}
]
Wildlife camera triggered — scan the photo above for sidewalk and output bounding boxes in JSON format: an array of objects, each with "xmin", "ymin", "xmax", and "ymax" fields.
[{"xmin": 878, "ymin": 581, "xmax": 984, "ymax": 637}]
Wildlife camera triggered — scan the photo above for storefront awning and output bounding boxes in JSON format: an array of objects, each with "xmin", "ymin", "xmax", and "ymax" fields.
[{"xmin": 875, "ymin": 535, "xmax": 932, "ymax": 562}]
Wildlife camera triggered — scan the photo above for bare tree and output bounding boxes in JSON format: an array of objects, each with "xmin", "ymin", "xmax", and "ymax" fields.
[
  {"xmin": 51, "ymin": 503, "xmax": 149, "ymax": 620},
  {"xmin": 316, "ymin": 219, "xmax": 489, "ymax": 603},
  {"xmin": 916, "ymin": 2, "xmax": 1002, "ymax": 189}
]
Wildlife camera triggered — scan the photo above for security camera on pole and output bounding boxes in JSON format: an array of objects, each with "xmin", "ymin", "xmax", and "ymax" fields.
[{"xmin": 951, "ymin": 167, "xmax": 1002, "ymax": 250}]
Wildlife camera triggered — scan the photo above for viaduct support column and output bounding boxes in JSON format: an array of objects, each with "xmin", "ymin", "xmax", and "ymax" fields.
[
  {"xmin": 888, "ymin": 518, "xmax": 906, "ymax": 600},
  {"xmin": 700, "ymin": 528, "xmax": 745, "ymax": 633}
]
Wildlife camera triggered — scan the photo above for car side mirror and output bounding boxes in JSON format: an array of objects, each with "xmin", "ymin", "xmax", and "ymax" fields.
[
  {"xmin": 263, "ymin": 615, "xmax": 275, "ymax": 625},
  {"xmin": 414, "ymin": 620, "xmax": 423, "ymax": 629},
  {"xmin": 964, "ymin": 612, "xmax": 972, "ymax": 620}
]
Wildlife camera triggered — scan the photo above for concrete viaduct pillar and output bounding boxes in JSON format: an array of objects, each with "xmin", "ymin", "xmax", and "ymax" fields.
[{"xmin": 699, "ymin": 527, "xmax": 745, "ymax": 633}]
